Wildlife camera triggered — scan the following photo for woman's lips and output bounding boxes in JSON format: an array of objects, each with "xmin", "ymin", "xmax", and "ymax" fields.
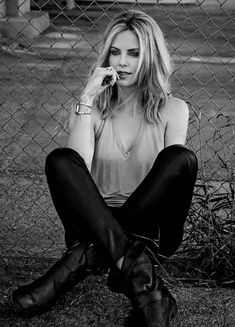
[{"xmin": 118, "ymin": 72, "xmax": 131, "ymax": 78}]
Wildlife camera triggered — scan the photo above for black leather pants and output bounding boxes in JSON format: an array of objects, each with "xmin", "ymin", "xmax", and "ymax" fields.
[{"xmin": 45, "ymin": 144, "xmax": 198, "ymax": 264}]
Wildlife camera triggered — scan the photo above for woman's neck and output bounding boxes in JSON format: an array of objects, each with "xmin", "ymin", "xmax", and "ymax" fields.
[
  {"xmin": 119, "ymin": 85, "xmax": 136, "ymax": 102},
  {"xmin": 117, "ymin": 87, "xmax": 141, "ymax": 116}
]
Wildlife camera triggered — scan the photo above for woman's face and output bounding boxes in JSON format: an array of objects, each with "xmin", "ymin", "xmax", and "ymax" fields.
[{"xmin": 108, "ymin": 30, "xmax": 140, "ymax": 87}]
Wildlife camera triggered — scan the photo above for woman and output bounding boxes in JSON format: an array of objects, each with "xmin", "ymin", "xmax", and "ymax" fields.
[{"xmin": 12, "ymin": 10, "xmax": 198, "ymax": 326}]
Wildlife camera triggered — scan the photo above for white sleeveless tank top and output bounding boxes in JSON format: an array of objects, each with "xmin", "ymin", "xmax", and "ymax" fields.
[{"xmin": 91, "ymin": 113, "xmax": 165, "ymax": 207}]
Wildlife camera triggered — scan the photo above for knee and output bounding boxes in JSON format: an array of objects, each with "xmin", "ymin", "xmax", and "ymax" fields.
[
  {"xmin": 158, "ymin": 144, "xmax": 198, "ymax": 176},
  {"xmin": 45, "ymin": 147, "xmax": 85, "ymax": 176},
  {"xmin": 162, "ymin": 144, "xmax": 197, "ymax": 163}
]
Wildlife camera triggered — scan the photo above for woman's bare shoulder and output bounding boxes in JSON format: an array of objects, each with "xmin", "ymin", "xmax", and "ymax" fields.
[
  {"xmin": 160, "ymin": 96, "xmax": 189, "ymax": 121},
  {"xmin": 163, "ymin": 96, "xmax": 188, "ymax": 112}
]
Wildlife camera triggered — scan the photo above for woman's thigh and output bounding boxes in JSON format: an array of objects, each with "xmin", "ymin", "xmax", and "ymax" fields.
[{"xmin": 119, "ymin": 145, "xmax": 198, "ymax": 240}]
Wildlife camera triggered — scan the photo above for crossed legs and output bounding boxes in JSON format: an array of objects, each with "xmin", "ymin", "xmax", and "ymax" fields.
[
  {"xmin": 46, "ymin": 144, "xmax": 197, "ymax": 261},
  {"xmin": 12, "ymin": 144, "xmax": 198, "ymax": 324}
]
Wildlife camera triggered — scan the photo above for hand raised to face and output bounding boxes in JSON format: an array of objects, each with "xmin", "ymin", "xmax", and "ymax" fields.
[{"xmin": 82, "ymin": 66, "xmax": 119, "ymax": 102}]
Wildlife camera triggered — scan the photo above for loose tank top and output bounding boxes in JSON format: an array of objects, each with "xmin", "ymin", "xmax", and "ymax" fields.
[{"xmin": 91, "ymin": 113, "xmax": 165, "ymax": 207}]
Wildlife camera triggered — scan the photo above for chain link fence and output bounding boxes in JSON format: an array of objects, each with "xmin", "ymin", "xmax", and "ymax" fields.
[{"xmin": 0, "ymin": 0, "xmax": 234, "ymax": 284}]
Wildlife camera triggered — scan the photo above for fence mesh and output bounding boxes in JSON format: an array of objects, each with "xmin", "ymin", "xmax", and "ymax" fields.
[{"xmin": 0, "ymin": 0, "xmax": 234, "ymax": 285}]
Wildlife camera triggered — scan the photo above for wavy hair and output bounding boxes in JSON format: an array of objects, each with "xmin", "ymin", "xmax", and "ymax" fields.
[{"xmin": 90, "ymin": 10, "xmax": 173, "ymax": 123}]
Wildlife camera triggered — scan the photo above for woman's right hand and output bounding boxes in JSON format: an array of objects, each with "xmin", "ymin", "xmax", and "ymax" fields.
[{"xmin": 80, "ymin": 66, "xmax": 119, "ymax": 104}]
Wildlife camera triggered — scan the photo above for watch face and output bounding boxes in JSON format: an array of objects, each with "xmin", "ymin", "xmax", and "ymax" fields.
[
  {"xmin": 75, "ymin": 101, "xmax": 92, "ymax": 115},
  {"xmin": 75, "ymin": 102, "xmax": 80, "ymax": 113}
]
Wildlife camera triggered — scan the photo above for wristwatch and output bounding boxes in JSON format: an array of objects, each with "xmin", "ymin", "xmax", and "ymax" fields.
[{"xmin": 75, "ymin": 100, "xmax": 92, "ymax": 115}]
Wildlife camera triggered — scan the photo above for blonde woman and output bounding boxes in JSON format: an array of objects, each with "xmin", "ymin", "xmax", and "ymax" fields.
[{"xmin": 13, "ymin": 10, "xmax": 198, "ymax": 326}]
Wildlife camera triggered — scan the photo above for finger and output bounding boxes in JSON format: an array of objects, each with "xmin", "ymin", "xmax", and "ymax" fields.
[
  {"xmin": 101, "ymin": 75, "xmax": 113, "ymax": 86},
  {"xmin": 106, "ymin": 66, "xmax": 115, "ymax": 71},
  {"xmin": 105, "ymin": 67, "xmax": 119, "ymax": 85},
  {"xmin": 94, "ymin": 67, "xmax": 117, "ymax": 87},
  {"xmin": 107, "ymin": 67, "xmax": 119, "ymax": 82},
  {"xmin": 95, "ymin": 67, "xmax": 116, "ymax": 79},
  {"xmin": 111, "ymin": 73, "xmax": 117, "ymax": 86}
]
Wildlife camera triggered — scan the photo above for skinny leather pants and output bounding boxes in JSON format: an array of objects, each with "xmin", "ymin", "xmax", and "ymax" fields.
[{"xmin": 45, "ymin": 144, "xmax": 198, "ymax": 263}]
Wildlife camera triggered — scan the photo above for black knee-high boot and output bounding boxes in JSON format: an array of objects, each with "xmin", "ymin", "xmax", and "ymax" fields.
[
  {"xmin": 109, "ymin": 240, "xmax": 177, "ymax": 327},
  {"xmin": 12, "ymin": 240, "xmax": 108, "ymax": 314}
]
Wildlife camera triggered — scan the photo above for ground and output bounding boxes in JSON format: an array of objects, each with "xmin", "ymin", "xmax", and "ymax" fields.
[{"xmin": 0, "ymin": 256, "xmax": 234, "ymax": 326}]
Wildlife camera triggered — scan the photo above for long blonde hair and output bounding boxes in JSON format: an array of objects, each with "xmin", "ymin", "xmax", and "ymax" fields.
[{"xmin": 90, "ymin": 10, "xmax": 173, "ymax": 123}]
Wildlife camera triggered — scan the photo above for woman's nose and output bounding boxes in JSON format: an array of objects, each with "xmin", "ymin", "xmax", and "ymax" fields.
[{"xmin": 119, "ymin": 54, "xmax": 128, "ymax": 67}]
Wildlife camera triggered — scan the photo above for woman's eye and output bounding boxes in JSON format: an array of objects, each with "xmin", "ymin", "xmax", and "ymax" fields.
[
  {"xmin": 129, "ymin": 50, "xmax": 139, "ymax": 57},
  {"xmin": 110, "ymin": 49, "xmax": 119, "ymax": 56}
]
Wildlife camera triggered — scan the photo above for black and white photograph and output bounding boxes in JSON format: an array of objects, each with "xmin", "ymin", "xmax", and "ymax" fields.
[{"xmin": 0, "ymin": 0, "xmax": 234, "ymax": 326}]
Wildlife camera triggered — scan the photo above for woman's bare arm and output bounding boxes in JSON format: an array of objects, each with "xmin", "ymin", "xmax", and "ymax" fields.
[
  {"xmin": 67, "ymin": 66, "xmax": 118, "ymax": 170},
  {"xmin": 163, "ymin": 97, "xmax": 189, "ymax": 147},
  {"xmin": 67, "ymin": 104, "xmax": 95, "ymax": 171}
]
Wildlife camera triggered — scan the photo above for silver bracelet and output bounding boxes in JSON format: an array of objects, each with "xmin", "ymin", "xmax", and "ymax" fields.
[{"xmin": 75, "ymin": 101, "xmax": 92, "ymax": 115}]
